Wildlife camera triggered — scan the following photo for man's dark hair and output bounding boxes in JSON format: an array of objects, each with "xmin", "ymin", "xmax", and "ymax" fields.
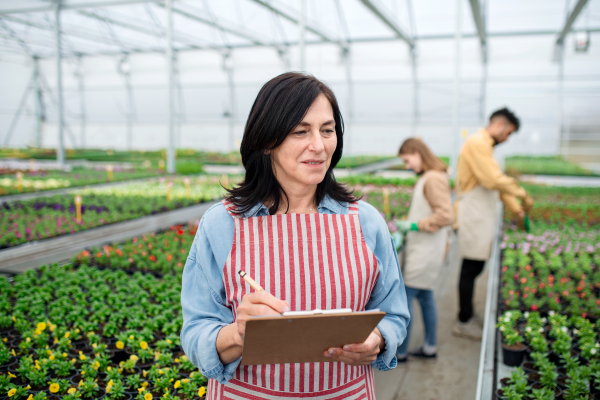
[
  {"xmin": 489, "ymin": 107, "xmax": 520, "ymax": 131},
  {"xmin": 225, "ymin": 72, "xmax": 355, "ymax": 215}
]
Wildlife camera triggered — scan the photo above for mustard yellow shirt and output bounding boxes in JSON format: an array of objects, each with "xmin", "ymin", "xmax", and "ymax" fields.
[{"xmin": 456, "ymin": 129, "xmax": 527, "ymax": 214}]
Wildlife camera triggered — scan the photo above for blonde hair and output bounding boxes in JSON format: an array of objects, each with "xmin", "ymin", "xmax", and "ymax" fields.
[{"xmin": 398, "ymin": 138, "xmax": 447, "ymax": 173}]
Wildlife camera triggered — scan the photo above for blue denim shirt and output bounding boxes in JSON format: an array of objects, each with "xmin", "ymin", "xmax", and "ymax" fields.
[{"xmin": 180, "ymin": 195, "xmax": 410, "ymax": 384}]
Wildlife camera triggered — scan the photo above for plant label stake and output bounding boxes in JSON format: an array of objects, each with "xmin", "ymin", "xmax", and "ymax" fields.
[
  {"xmin": 106, "ymin": 165, "xmax": 114, "ymax": 181},
  {"xmin": 75, "ymin": 195, "xmax": 82, "ymax": 223},
  {"xmin": 383, "ymin": 188, "xmax": 390, "ymax": 217},
  {"xmin": 166, "ymin": 182, "xmax": 173, "ymax": 202},
  {"xmin": 183, "ymin": 177, "xmax": 191, "ymax": 198},
  {"xmin": 16, "ymin": 171, "xmax": 23, "ymax": 193},
  {"xmin": 222, "ymin": 174, "xmax": 230, "ymax": 189},
  {"xmin": 159, "ymin": 160, "xmax": 166, "ymax": 172}
]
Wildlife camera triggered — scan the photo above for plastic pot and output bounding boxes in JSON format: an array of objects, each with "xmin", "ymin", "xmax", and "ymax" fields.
[{"xmin": 502, "ymin": 343, "xmax": 527, "ymax": 367}]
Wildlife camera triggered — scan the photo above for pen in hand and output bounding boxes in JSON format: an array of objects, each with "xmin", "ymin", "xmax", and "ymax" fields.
[{"xmin": 239, "ymin": 270, "xmax": 264, "ymax": 292}]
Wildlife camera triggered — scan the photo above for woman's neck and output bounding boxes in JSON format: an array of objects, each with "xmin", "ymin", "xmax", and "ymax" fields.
[{"xmin": 272, "ymin": 183, "xmax": 318, "ymax": 214}]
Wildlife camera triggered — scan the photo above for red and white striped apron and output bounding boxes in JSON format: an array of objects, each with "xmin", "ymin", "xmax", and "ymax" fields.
[{"xmin": 207, "ymin": 200, "xmax": 380, "ymax": 400}]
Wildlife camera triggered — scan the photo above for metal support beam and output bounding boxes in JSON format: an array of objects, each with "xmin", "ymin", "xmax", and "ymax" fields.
[
  {"xmin": 556, "ymin": 0, "xmax": 589, "ymax": 48},
  {"xmin": 223, "ymin": 53, "xmax": 236, "ymax": 152},
  {"xmin": 468, "ymin": 0, "xmax": 487, "ymax": 62},
  {"xmin": 55, "ymin": 0, "xmax": 65, "ymax": 165},
  {"xmin": 118, "ymin": 57, "xmax": 135, "ymax": 150},
  {"xmin": 358, "ymin": 0, "xmax": 414, "ymax": 48},
  {"xmin": 299, "ymin": 0, "xmax": 306, "ymax": 70},
  {"xmin": 33, "ymin": 57, "xmax": 44, "ymax": 147},
  {"xmin": 75, "ymin": 56, "xmax": 86, "ymax": 149},
  {"xmin": 410, "ymin": 47, "xmax": 418, "ymax": 137},
  {"xmin": 450, "ymin": 0, "xmax": 462, "ymax": 178},
  {"xmin": 479, "ymin": 0, "xmax": 488, "ymax": 125},
  {"xmin": 166, "ymin": 0, "xmax": 175, "ymax": 174},
  {"xmin": 249, "ymin": 0, "xmax": 346, "ymax": 49}
]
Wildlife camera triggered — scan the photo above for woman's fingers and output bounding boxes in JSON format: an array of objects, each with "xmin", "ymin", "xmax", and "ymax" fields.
[
  {"xmin": 324, "ymin": 348, "xmax": 378, "ymax": 365},
  {"xmin": 246, "ymin": 291, "xmax": 290, "ymax": 314}
]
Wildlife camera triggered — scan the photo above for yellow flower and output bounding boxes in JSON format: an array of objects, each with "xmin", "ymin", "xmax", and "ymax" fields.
[
  {"xmin": 129, "ymin": 354, "xmax": 139, "ymax": 362},
  {"xmin": 141, "ymin": 381, "xmax": 149, "ymax": 388},
  {"xmin": 181, "ymin": 379, "xmax": 189, "ymax": 384},
  {"xmin": 49, "ymin": 383, "xmax": 60, "ymax": 393},
  {"xmin": 108, "ymin": 380, "xmax": 114, "ymax": 386},
  {"xmin": 128, "ymin": 335, "xmax": 134, "ymax": 340},
  {"xmin": 174, "ymin": 358, "xmax": 179, "ymax": 363},
  {"xmin": 174, "ymin": 380, "xmax": 181, "ymax": 389},
  {"xmin": 198, "ymin": 387, "xmax": 206, "ymax": 397},
  {"xmin": 26, "ymin": 337, "xmax": 31, "ymax": 342},
  {"xmin": 166, "ymin": 339, "xmax": 172, "ymax": 344},
  {"xmin": 68, "ymin": 388, "xmax": 77, "ymax": 394},
  {"xmin": 92, "ymin": 361, "xmax": 100, "ymax": 370},
  {"xmin": 37, "ymin": 322, "xmax": 47, "ymax": 331},
  {"xmin": 64, "ymin": 332, "xmax": 70, "ymax": 338},
  {"xmin": 25, "ymin": 385, "xmax": 31, "ymax": 390},
  {"xmin": 144, "ymin": 393, "xmax": 152, "ymax": 400},
  {"xmin": 49, "ymin": 355, "xmax": 55, "ymax": 361},
  {"xmin": 142, "ymin": 370, "xmax": 148, "ymax": 378},
  {"xmin": 8, "ymin": 388, "xmax": 16, "ymax": 397},
  {"xmin": 7, "ymin": 371, "xmax": 15, "ymax": 379},
  {"xmin": 2, "ymin": 338, "xmax": 6, "ymax": 342},
  {"xmin": 140, "ymin": 341, "xmax": 148, "ymax": 350},
  {"xmin": 107, "ymin": 366, "xmax": 112, "ymax": 371},
  {"xmin": 116, "ymin": 341, "xmax": 124, "ymax": 350},
  {"xmin": 158, "ymin": 369, "xmax": 164, "ymax": 375},
  {"xmin": 27, "ymin": 395, "xmax": 33, "ymax": 400},
  {"xmin": 62, "ymin": 352, "xmax": 67, "ymax": 357},
  {"xmin": 10, "ymin": 349, "xmax": 16, "ymax": 356},
  {"xmin": 138, "ymin": 388, "xmax": 145, "ymax": 394},
  {"xmin": 105, "ymin": 385, "xmax": 112, "ymax": 393}
]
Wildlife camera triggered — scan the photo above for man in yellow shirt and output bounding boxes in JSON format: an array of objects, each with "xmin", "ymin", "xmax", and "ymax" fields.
[{"xmin": 453, "ymin": 108, "xmax": 533, "ymax": 340}]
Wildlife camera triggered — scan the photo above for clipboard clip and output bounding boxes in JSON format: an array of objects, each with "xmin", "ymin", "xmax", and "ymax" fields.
[{"xmin": 281, "ymin": 308, "xmax": 353, "ymax": 317}]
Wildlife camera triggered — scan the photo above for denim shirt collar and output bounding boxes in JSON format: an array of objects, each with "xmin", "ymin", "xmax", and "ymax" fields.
[{"xmin": 241, "ymin": 195, "xmax": 348, "ymax": 218}]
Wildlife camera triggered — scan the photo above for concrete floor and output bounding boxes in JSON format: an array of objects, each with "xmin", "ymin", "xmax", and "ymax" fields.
[{"xmin": 374, "ymin": 237, "xmax": 489, "ymax": 400}]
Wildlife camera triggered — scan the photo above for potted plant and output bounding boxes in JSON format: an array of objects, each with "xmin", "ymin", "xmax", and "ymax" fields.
[{"xmin": 502, "ymin": 328, "xmax": 527, "ymax": 367}]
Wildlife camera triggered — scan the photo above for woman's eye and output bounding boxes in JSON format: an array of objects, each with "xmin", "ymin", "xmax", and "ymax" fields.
[
  {"xmin": 293, "ymin": 130, "xmax": 307, "ymax": 135},
  {"xmin": 323, "ymin": 129, "xmax": 334, "ymax": 134}
]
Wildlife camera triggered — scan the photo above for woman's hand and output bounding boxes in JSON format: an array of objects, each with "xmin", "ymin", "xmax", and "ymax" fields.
[
  {"xmin": 323, "ymin": 328, "xmax": 384, "ymax": 365},
  {"xmin": 217, "ymin": 292, "xmax": 289, "ymax": 365},
  {"xmin": 234, "ymin": 291, "xmax": 290, "ymax": 345}
]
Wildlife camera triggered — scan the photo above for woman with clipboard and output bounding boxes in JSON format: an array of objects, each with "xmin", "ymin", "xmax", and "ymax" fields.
[{"xmin": 180, "ymin": 72, "xmax": 410, "ymax": 399}]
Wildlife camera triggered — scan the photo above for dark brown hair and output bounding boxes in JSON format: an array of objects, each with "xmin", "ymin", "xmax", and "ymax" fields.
[
  {"xmin": 225, "ymin": 72, "xmax": 355, "ymax": 215},
  {"xmin": 398, "ymin": 138, "xmax": 447, "ymax": 173}
]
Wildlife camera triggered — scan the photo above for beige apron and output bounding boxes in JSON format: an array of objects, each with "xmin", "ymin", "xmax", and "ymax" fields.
[
  {"xmin": 457, "ymin": 185, "xmax": 499, "ymax": 261},
  {"xmin": 403, "ymin": 171, "xmax": 449, "ymax": 290}
]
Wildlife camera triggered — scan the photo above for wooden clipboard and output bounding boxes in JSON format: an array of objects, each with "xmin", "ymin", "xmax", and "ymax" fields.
[{"xmin": 241, "ymin": 310, "xmax": 385, "ymax": 365}]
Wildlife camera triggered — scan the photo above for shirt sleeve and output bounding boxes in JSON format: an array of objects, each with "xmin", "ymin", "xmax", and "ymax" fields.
[
  {"xmin": 500, "ymin": 192, "xmax": 523, "ymax": 214},
  {"xmin": 180, "ymin": 205, "xmax": 240, "ymax": 384},
  {"xmin": 359, "ymin": 201, "xmax": 410, "ymax": 371},
  {"xmin": 419, "ymin": 172, "xmax": 454, "ymax": 232},
  {"xmin": 463, "ymin": 138, "xmax": 527, "ymax": 201}
]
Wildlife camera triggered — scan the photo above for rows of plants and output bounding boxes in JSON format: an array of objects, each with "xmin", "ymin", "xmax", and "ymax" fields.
[
  {"xmin": 0, "ymin": 178, "xmax": 226, "ymax": 249},
  {"xmin": 0, "ymin": 168, "xmax": 163, "ymax": 197},
  {"xmin": 0, "ymin": 243, "xmax": 207, "ymax": 399},
  {"xmin": 2, "ymin": 148, "xmax": 405, "ymax": 171},
  {"xmin": 505, "ymin": 156, "xmax": 598, "ymax": 177},
  {"xmin": 495, "ymin": 185, "xmax": 600, "ymax": 399}
]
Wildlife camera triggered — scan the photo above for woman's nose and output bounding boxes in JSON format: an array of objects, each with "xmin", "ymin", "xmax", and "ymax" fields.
[{"xmin": 308, "ymin": 131, "xmax": 325, "ymax": 152}]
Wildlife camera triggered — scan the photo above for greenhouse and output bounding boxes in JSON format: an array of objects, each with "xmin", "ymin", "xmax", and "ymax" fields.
[{"xmin": 1, "ymin": 0, "xmax": 600, "ymax": 399}]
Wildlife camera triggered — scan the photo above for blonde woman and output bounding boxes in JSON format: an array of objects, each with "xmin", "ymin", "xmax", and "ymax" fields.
[{"xmin": 395, "ymin": 138, "xmax": 453, "ymax": 362}]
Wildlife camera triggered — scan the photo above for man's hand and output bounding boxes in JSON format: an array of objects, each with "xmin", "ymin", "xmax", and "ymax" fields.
[
  {"xmin": 323, "ymin": 328, "xmax": 384, "ymax": 366},
  {"xmin": 522, "ymin": 195, "xmax": 534, "ymax": 213}
]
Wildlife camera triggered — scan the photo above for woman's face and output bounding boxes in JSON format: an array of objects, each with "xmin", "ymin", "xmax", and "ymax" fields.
[
  {"xmin": 271, "ymin": 94, "xmax": 337, "ymax": 190},
  {"xmin": 400, "ymin": 152, "xmax": 422, "ymax": 173}
]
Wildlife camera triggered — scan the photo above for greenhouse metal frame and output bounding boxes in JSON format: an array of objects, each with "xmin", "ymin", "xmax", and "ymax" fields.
[{"xmin": 0, "ymin": 0, "xmax": 595, "ymax": 174}]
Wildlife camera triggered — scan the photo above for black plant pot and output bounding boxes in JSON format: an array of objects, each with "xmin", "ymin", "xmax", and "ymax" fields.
[
  {"xmin": 522, "ymin": 361, "xmax": 539, "ymax": 374},
  {"xmin": 502, "ymin": 343, "xmax": 526, "ymax": 367},
  {"xmin": 0, "ymin": 358, "xmax": 17, "ymax": 371}
]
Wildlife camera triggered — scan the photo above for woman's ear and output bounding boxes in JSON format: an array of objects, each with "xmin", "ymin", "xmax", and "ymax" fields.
[{"xmin": 264, "ymin": 150, "xmax": 270, "ymax": 155}]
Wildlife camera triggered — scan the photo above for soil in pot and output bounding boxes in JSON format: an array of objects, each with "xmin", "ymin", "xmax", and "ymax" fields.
[
  {"xmin": 522, "ymin": 362, "xmax": 539, "ymax": 374},
  {"xmin": 0, "ymin": 358, "xmax": 17, "ymax": 371},
  {"xmin": 527, "ymin": 373, "xmax": 541, "ymax": 385},
  {"xmin": 502, "ymin": 342, "xmax": 527, "ymax": 367},
  {"xmin": 530, "ymin": 383, "xmax": 561, "ymax": 398}
]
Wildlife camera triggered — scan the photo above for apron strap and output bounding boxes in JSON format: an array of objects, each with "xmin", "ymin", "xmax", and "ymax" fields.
[
  {"xmin": 348, "ymin": 201, "xmax": 360, "ymax": 215},
  {"xmin": 222, "ymin": 199, "xmax": 241, "ymax": 218}
]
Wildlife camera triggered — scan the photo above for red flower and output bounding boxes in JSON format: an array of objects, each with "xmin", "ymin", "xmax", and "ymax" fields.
[
  {"xmin": 177, "ymin": 229, "xmax": 184, "ymax": 236},
  {"xmin": 166, "ymin": 254, "xmax": 173, "ymax": 262},
  {"xmin": 149, "ymin": 255, "xmax": 156, "ymax": 261},
  {"xmin": 531, "ymin": 304, "xmax": 538, "ymax": 311}
]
